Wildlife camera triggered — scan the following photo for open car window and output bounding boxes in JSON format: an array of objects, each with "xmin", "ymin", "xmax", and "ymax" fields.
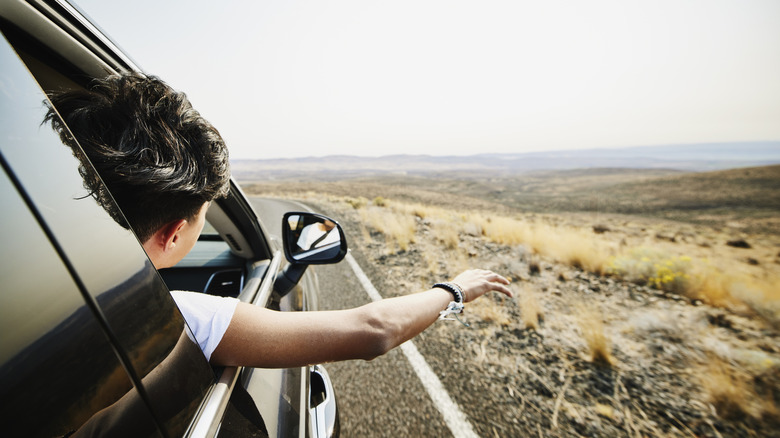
[{"xmin": 200, "ymin": 219, "xmax": 220, "ymax": 238}]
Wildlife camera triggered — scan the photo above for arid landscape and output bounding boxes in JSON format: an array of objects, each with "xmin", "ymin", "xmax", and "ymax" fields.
[{"xmin": 238, "ymin": 158, "xmax": 780, "ymax": 437}]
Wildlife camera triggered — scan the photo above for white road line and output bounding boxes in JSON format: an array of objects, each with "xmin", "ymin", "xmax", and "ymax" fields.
[{"xmin": 345, "ymin": 253, "xmax": 479, "ymax": 438}]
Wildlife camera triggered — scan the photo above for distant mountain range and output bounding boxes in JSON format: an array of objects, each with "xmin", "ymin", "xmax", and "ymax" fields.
[{"xmin": 231, "ymin": 141, "xmax": 780, "ymax": 180}]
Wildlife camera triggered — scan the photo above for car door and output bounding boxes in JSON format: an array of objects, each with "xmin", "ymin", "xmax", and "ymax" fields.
[
  {"xmin": 0, "ymin": 2, "xmax": 338, "ymax": 436},
  {"xmin": 0, "ymin": 30, "xmax": 217, "ymax": 437}
]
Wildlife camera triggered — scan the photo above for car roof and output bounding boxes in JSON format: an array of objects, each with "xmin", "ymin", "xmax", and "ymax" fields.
[{"xmin": 0, "ymin": 0, "xmax": 139, "ymax": 78}]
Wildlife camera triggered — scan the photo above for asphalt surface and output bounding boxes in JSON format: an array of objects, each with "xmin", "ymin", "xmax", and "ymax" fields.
[{"xmin": 249, "ymin": 197, "xmax": 453, "ymax": 437}]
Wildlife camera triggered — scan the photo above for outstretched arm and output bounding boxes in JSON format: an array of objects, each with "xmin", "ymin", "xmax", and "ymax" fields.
[{"xmin": 210, "ymin": 269, "xmax": 511, "ymax": 368}]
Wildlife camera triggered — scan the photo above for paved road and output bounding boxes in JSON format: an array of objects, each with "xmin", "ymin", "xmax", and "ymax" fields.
[{"xmin": 249, "ymin": 197, "xmax": 454, "ymax": 437}]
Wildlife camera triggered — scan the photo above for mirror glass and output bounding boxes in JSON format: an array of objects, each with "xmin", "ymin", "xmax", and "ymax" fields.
[{"xmin": 283, "ymin": 212, "xmax": 347, "ymax": 264}]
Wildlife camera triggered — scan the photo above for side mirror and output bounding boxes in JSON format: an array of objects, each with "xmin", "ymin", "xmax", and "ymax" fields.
[
  {"xmin": 276, "ymin": 212, "xmax": 348, "ymax": 295},
  {"xmin": 282, "ymin": 212, "xmax": 348, "ymax": 265}
]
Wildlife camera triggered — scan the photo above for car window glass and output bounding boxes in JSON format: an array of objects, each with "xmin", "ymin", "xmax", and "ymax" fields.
[
  {"xmin": 0, "ymin": 162, "xmax": 163, "ymax": 437},
  {"xmin": 0, "ymin": 34, "xmax": 214, "ymax": 437}
]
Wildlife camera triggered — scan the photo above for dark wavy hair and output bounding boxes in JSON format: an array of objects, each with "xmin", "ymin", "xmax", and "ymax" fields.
[{"xmin": 44, "ymin": 73, "xmax": 230, "ymax": 242}]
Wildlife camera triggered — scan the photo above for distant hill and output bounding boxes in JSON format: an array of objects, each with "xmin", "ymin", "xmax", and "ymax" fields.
[
  {"xmin": 232, "ymin": 141, "xmax": 780, "ymax": 181},
  {"xmin": 241, "ymin": 162, "xmax": 780, "ymax": 234},
  {"xmin": 593, "ymin": 164, "xmax": 780, "ymax": 223}
]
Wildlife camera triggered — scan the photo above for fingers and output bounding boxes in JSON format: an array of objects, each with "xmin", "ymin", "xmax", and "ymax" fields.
[
  {"xmin": 453, "ymin": 269, "xmax": 514, "ymax": 301},
  {"xmin": 454, "ymin": 269, "xmax": 510, "ymax": 286},
  {"xmin": 492, "ymin": 282, "xmax": 514, "ymax": 298}
]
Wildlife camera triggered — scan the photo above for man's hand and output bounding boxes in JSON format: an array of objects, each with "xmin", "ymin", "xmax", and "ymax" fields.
[{"xmin": 451, "ymin": 269, "xmax": 512, "ymax": 302}]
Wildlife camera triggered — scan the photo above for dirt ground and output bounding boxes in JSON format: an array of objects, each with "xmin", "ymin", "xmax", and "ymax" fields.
[{"xmin": 293, "ymin": 195, "xmax": 780, "ymax": 438}]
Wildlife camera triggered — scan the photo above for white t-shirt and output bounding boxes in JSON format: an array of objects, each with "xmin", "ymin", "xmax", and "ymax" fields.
[
  {"xmin": 171, "ymin": 291, "xmax": 240, "ymax": 362},
  {"xmin": 297, "ymin": 223, "xmax": 340, "ymax": 250}
]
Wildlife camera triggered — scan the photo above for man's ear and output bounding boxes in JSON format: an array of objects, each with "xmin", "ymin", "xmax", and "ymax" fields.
[
  {"xmin": 143, "ymin": 218, "xmax": 188, "ymax": 269},
  {"xmin": 158, "ymin": 219, "xmax": 188, "ymax": 251}
]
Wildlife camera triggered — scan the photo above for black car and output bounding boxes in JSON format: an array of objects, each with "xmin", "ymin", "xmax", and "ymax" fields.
[{"xmin": 0, "ymin": 0, "xmax": 343, "ymax": 436}]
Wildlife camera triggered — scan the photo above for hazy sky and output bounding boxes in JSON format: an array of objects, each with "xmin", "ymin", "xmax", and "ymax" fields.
[{"xmin": 76, "ymin": 0, "xmax": 780, "ymax": 159}]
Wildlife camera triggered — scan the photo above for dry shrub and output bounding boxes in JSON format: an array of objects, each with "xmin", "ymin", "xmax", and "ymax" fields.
[
  {"xmin": 358, "ymin": 207, "xmax": 416, "ymax": 253},
  {"xmin": 447, "ymin": 250, "xmax": 471, "ymax": 278},
  {"xmin": 432, "ymin": 220, "xmax": 460, "ymax": 250},
  {"xmin": 608, "ymin": 247, "xmax": 692, "ymax": 293},
  {"xmin": 527, "ymin": 254, "xmax": 541, "ymax": 275},
  {"xmin": 686, "ymin": 262, "xmax": 780, "ymax": 324},
  {"xmin": 519, "ymin": 286, "xmax": 543, "ymax": 330},
  {"xmin": 392, "ymin": 204, "xmax": 467, "ymax": 250},
  {"xmin": 389, "ymin": 201, "xmax": 448, "ymax": 220},
  {"xmin": 610, "ymin": 248, "xmax": 780, "ymax": 324},
  {"xmin": 460, "ymin": 220, "xmax": 483, "ymax": 237},
  {"xmin": 727, "ymin": 276, "xmax": 780, "ymax": 324},
  {"xmin": 363, "ymin": 201, "xmax": 614, "ymax": 278},
  {"xmin": 686, "ymin": 265, "xmax": 740, "ymax": 307},
  {"xmin": 700, "ymin": 357, "xmax": 772, "ymax": 420},
  {"xmin": 359, "ymin": 222, "xmax": 372, "ymax": 245},
  {"xmin": 354, "ymin": 196, "xmax": 780, "ymax": 326},
  {"xmin": 419, "ymin": 240, "xmax": 468, "ymax": 279},
  {"xmin": 576, "ymin": 305, "xmax": 615, "ymax": 366},
  {"xmin": 344, "ymin": 196, "xmax": 368, "ymax": 210},
  {"xmin": 532, "ymin": 224, "xmax": 612, "ymax": 275},
  {"xmin": 468, "ymin": 296, "xmax": 512, "ymax": 327},
  {"xmin": 420, "ymin": 245, "xmax": 441, "ymax": 276},
  {"xmin": 469, "ymin": 213, "xmax": 611, "ymax": 275},
  {"xmin": 476, "ymin": 214, "xmax": 533, "ymax": 246}
]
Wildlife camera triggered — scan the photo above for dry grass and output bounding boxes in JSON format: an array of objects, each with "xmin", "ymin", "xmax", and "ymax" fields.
[
  {"xmin": 338, "ymin": 196, "xmax": 614, "ymax": 279},
  {"xmin": 687, "ymin": 266, "xmax": 745, "ymax": 308},
  {"xmin": 420, "ymin": 244, "xmax": 442, "ymax": 276},
  {"xmin": 302, "ymin": 193, "xmax": 780, "ymax": 325},
  {"xmin": 608, "ymin": 248, "xmax": 780, "ymax": 324},
  {"xmin": 608, "ymin": 248, "xmax": 693, "ymax": 294},
  {"xmin": 594, "ymin": 403, "xmax": 615, "ymax": 419},
  {"xmin": 463, "ymin": 213, "xmax": 613, "ymax": 275},
  {"xmin": 576, "ymin": 305, "xmax": 615, "ymax": 366},
  {"xmin": 529, "ymin": 223, "xmax": 613, "ymax": 275},
  {"xmin": 249, "ymin": 183, "xmax": 780, "ymax": 436},
  {"xmin": 700, "ymin": 357, "xmax": 771, "ymax": 420},
  {"xmin": 468, "ymin": 296, "xmax": 513, "ymax": 327},
  {"xmin": 519, "ymin": 286, "xmax": 543, "ymax": 330},
  {"xmin": 418, "ymin": 240, "xmax": 470, "ymax": 279},
  {"xmin": 448, "ymin": 250, "xmax": 472, "ymax": 277},
  {"xmin": 393, "ymin": 201, "xmax": 444, "ymax": 219},
  {"xmin": 362, "ymin": 197, "xmax": 778, "ymax": 319},
  {"xmin": 345, "ymin": 196, "xmax": 368, "ymax": 209},
  {"xmin": 358, "ymin": 206, "xmax": 416, "ymax": 253},
  {"xmin": 431, "ymin": 219, "xmax": 460, "ymax": 250},
  {"xmin": 469, "ymin": 214, "xmax": 533, "ymax": 246},
  {"xmin": 726, "ymin": 277, "xmax": 780, "ymax": 324}
]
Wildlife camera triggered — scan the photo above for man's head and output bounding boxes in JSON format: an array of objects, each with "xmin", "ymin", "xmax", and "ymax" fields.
[{"xmin": 45, "ymin": 73, "xmax": 230, "ymax": 247}]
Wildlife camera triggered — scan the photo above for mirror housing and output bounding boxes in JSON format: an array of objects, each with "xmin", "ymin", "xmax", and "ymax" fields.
[
  {"xmin": 282, "ymin": 212, "xmax": 347, "ymax": 265},
  {"xmin": 275, "ymin": 212, "xmax": 348, "ymax": 295}
]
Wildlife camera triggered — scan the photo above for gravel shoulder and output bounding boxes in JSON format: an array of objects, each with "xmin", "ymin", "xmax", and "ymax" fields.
[{"xmin": 291, "ymin": 195, "xmax": 780, "ymax": 438}]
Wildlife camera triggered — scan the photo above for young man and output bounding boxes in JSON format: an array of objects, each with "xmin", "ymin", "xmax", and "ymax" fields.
[{"xmin": 46, "ymin": 73, "xmax": 512, "ymax": 369}]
